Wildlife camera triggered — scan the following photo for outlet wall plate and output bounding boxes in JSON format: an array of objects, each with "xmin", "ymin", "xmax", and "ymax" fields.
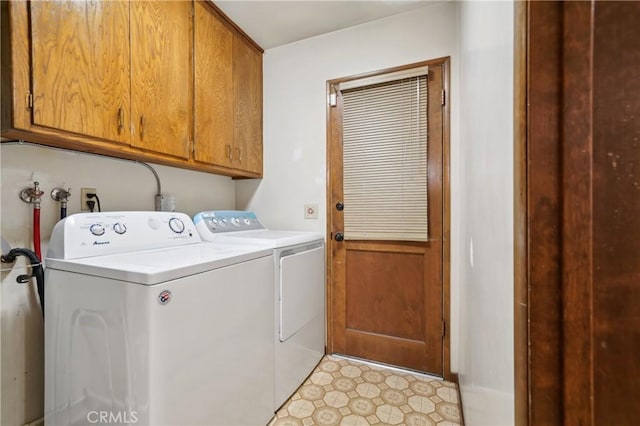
[
  {"xmin": 304, "ymin": 204, "xmax": 318, "ymax": 219},
  {"xmin": 81, "ymin": 187, "xmax": 96, "ymax": 212}
]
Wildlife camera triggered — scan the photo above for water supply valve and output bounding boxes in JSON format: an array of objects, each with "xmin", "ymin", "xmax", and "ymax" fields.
[
  {"xmin": 51, "ymin": 187, "xmax": 72, "ymax": 219},
  {"xmin": 19, "ymin": 181, "xmax": 44, "ymax": 206},
  {"xmin": 51, "ymin": 187, "xmax": 71, "ymax": 205}
]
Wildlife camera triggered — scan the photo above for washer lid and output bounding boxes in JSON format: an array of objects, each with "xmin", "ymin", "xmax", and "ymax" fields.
[
  {"xmin": 46, "ymin": 243, "xmax": 271, "ymax": 285},
  {"xmin": 212, "ymin": 229, "xmax": 324, "ymax": 248}
]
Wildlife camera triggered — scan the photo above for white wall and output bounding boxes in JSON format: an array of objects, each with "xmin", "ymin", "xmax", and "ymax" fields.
[
  {"xmin": 0, "ymin": 143, "xmax": 235, "ymax": 426},
  {"xmin": 457, "ymin": 1, "xmax": 514, "ymax": 424},
  {"xmin": 236, "ymin": 1, "xmax": 459, "ymax": 230},
  {"xmin": 235, "ymin": 0, "xmax": 463, "ymax": 370}
]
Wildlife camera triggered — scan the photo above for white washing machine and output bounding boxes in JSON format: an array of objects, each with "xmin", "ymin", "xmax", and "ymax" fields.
[
  {"xmin": 193, "ymin": 211, "xmax": 325, "ymax": 409},
  {"xmin": 44, "ymin": 211, "xmax": 274, "ymax": 426}
]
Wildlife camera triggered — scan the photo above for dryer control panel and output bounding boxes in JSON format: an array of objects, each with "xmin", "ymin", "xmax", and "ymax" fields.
[
  {"xmin": 193, "ymin": 210, "xmax": 264, "ymax": 240},
  {"xmin": 48, "ymin": 211, "xmax": 201, "ymax": 260}
]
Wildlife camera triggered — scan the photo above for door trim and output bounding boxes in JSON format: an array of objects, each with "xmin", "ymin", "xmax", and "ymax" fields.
[
  {"xmin": 325, "ymin": 57, "xmax": 452, "ymax": 380},
  {"xmin": 513, "ymin": 1, "xmax": 529, "ymax": 424},
  {"xmin": 515, "ymin": 2, "xmax": 566, "ymax": 423}
]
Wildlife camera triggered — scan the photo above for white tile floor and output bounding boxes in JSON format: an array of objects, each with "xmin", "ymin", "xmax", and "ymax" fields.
[{"xmin": 270, "ymin": 355, "xmax": 462, "ymax": 425}]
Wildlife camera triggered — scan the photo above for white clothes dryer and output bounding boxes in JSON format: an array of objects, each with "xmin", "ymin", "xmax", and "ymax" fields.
[
  {"xmin": 193, "ymin": 211, "xmax": 325, "ymax": 409},
  {"xmin": 45, "ymin": 212, "xmax": 274, "ymax": 426}
]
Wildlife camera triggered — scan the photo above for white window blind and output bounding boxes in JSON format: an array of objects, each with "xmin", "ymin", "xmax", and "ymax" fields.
[{"xmin": 341, "ymin": 72, "xmax": 428, "ymax": 242}]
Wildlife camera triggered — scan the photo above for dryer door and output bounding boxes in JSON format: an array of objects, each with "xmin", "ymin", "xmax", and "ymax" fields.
[{"xmin": 279, "ymin": 245, "xmax": 325, "ymax": 341}]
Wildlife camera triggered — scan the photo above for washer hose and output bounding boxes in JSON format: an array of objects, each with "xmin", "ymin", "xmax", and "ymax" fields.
[
  {"xmin": 1, "ymin": 248, "xmax": 45, "ymax": 317},
  {"xmin": 34, "ymin": 206, "xmax": 42, "ymax": 259}
]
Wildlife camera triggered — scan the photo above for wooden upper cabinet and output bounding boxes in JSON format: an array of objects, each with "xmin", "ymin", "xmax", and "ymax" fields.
[
  {"xmin": 233, "ymin": 34, "xmax": 263, "ymax": 175},
  {"xmin": 30, "ymin": 1, "xmax": 131, "ymax": 144},
  {"xmin": 193, "ymin": 1, "xmax": 234, "ymax": 167},
  {"xmin": 2, "ymin": 0, "xmax": 262, "ymax": 177},
  {"xmin": 194, "ymin": 2, "xmax": 263, "ymax": 176},
  {"xmin": 130, "ymin": 1, "xmax": 192, "ymax": 159}
]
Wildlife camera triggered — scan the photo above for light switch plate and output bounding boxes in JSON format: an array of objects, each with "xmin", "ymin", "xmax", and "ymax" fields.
[{"xmin": 304, "ymin": 204, "xmax": 318, "ymax": 219}]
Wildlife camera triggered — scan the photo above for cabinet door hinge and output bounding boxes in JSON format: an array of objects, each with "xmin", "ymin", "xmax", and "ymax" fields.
[
  {"xmin": 26, "ymin": 92, "xmax": 33, "ymax": 109},
  {"xmin": 441, "ymin": 89, "xmax": 446, "ymax": 106},
  {"xmin": 441, "ymin": 320, "xmax": 446, "ymax": 337}
]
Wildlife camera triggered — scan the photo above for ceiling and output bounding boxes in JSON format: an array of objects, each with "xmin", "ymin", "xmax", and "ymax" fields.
[{"xmin": 213, "ymin": 1, "xmax": 435, "ymax": 50}]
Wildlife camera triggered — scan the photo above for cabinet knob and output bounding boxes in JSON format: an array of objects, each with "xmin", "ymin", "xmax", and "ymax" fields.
[{"xmin": 336, "ymin": 202, "xmax": 344, "ymax": 211}]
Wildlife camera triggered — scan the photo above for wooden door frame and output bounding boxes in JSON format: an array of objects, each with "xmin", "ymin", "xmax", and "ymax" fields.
[
  {"xmin": 513, "ymin": 1, "xmax": 529, "ymax": 423},
  {"xmin": 515, "ymin": 2, "xmax": 566, "ymax": 423},
  {"xmin": 515, "ymin": 1, "xmax": 622, "ymax": 423},
  {"xmin": 325, "ymin": 57, "xmax": 453, "ymax": 380}
]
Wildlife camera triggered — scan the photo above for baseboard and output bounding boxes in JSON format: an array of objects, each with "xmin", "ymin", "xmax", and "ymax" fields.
[
  {"xmin": 458, "ymin": 383, "xmax": 514, "ymax": 425},
  {"xmin": 24, "ymin": 417, "xmax": 44, "ymax": 426},
  {"xmin": 448, "ymin": 373, "xmax": 466, "ymax": 426}
]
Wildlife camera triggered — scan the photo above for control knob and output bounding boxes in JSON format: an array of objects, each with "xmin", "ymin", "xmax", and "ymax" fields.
[
  {"xmin": 89, "ymin": 224, "xmax": 105, "ymax": 236},
  {"xmin": 232, "ymin": 218, "xmax": 241, "ymax": 226},
  {"xmin": 168, "ymin": 217, "xmax": 185, "ymax": 234},
  {"xmin": 148, "ymin": 217, "xmax": 161, "ymax": 230},
  {"xmin": 113, "ymin": 223, "xmax": 127, "ymax": 235}
]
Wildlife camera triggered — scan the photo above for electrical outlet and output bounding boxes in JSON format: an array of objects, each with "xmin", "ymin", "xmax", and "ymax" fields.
[
  {"xmin": 304, "ymin": 204, "xmax": 318, "ymax": 219},
  {"xmin": 81, "ymin": 187, "xmax": 96, "ymax": 212}
]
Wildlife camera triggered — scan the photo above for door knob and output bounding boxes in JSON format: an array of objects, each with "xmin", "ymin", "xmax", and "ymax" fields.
[
  {"xmin": 334, "ymin": 232, "xmax": 344, "ymax": 242},
  {"xmin": 336, "ymin": 202, "xmax": 344, "ymax": 211}
]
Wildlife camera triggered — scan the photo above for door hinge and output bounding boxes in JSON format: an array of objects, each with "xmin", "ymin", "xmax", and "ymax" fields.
[
  {"xmin": 329, "ymin": 85, "xmax": 337, "ymax": 107},
  {"xmin": 328, "ymin": 93, "xmax": 337, "ymax": 107},
  {"xmin": 441, "ymin": 320, "xmax": 446, "ymax": 337},
  {"xmin": 26, "ymin": 92, "xmax": 33, "ymax": 109},
  {"xmin": 441, "ymin": 89, "xmax": 446, "ymax": 106}
]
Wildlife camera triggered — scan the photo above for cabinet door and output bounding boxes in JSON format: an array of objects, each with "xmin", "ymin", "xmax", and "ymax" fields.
[
  {"xmin": 233, "ymin": 35, "xmax": 263, "ymax": 175},
  {"xmin": 30, "ymin": 1, "xmax": 130, "ymax": 144},
  {"xmin": 130, "ymin": 1, "xmax": 191, "ymax": 159},
  {"xmin": 193, "ymin": 2, "xmax": 234, "ymax": 167}
]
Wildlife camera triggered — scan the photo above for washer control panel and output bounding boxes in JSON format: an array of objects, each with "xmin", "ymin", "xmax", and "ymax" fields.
[
  {"xmin": 193, "ymin": 210, "xmax": 264, "ymax": 240},
  {"xmin": 48, "ymin": 211, "xmax": 201, "ymax": 260}
]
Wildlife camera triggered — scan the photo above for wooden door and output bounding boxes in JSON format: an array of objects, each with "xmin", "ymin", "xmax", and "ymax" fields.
[
  {"xmin": 193, "ymin": 1, "xmax": 234, "ymax": 168},
  {"xmin": 130, "ymin": 0, "xmax": 191, "ymax": 159},
  {"xmin": 327, "ymin": 60, "xmax": 448, "ymax": 375},
  {"xmin": 30, "ymin": 0, "xmax": 130, "ymax": 144},
  {"xmin": 233, "ymin": 35, "xmax": 263, "ymax": 175},
  {"xmin": 517, "ymin": 1, "xmax": 640, "ymax": 424}
]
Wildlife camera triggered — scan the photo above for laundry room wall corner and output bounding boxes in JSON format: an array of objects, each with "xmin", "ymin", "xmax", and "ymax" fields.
[{"xmin": 457, "ymin": 0, "xmax": 515, "ymax": 424}]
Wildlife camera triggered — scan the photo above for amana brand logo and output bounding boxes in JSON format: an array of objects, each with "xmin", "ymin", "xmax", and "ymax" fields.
[
  {"xmin": 93, "ymin": 241, "xmax": 110, "ymax": 245},
  {"xmin": 158, "ymin": 290, "xmax": 172, "ymax": 305}
]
